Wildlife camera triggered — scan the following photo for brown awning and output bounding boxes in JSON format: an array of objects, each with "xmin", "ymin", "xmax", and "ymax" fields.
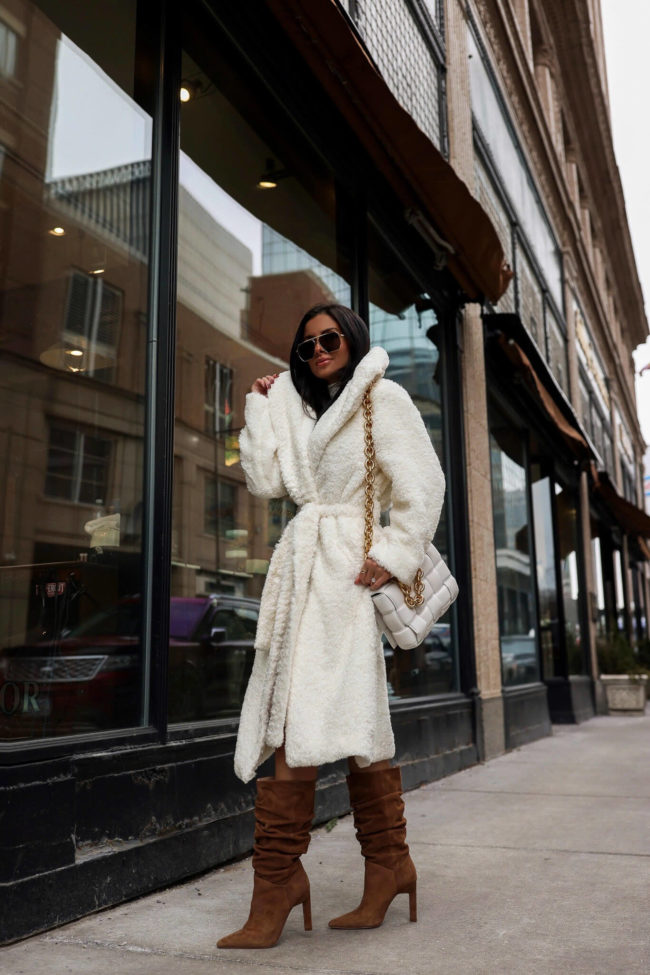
[
  {"xmin": 591, "ymin": 466, "xmax": 650, "ymax": 537},
  {"xmin": 494, "ymin": 332, "xmax": 592, "ymax": 459},
  {"xmin": 264, "ymin": 0, "xmax": 513, "ymax": 304}
]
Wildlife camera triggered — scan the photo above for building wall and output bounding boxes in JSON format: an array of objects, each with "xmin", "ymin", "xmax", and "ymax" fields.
[{"xmin": 448, "ymin": 0, "xmax": 648, "ymax": 718}]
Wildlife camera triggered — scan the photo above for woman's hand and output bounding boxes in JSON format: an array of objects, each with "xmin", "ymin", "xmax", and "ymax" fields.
[
  {"xmin": 354, "ymin": 558, "xmax": 393, "ymax": 591},
  {"xmin": 251, "ymin": 373, "xmax": 279, "ymax": 396}
]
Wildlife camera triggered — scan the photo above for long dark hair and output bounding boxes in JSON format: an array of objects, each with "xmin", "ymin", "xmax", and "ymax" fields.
[{"xmin": 289, "ymin": 303, "xmax": 371, "ymax": 419}]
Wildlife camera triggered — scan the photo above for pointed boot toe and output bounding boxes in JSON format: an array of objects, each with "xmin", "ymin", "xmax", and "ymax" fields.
[
  {"xmin": 216, "ymin": 778, "xmax": 315, "ymax": 949},
  {"xmin": 328, "ymin": 767, "xmax": 418, "ymax": 931},
  {"xmin": 217, "ymin": 872, "xmax": 312, "ymax": 949},
  {"xmin": 328, "ymin": 861, "xmax": 416, "ymax": 929}
]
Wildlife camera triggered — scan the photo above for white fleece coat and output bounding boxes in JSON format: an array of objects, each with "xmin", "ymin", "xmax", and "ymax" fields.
[{"xmin": 234, "ymin": 346, "xmax": 446, "ymax": 782}]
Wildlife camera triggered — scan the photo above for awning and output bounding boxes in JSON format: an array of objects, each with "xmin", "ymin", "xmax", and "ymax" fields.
[
  {"xmin": 264, "ymin": 0, "xmax": 513, "ymax": 304},
  {"xmin": 485, "ymin": 313, "xmax": 593, "ymax": 461},
  {"xmin": 590, "ymin": 465, "xmax": 650, "ymax": 538}
]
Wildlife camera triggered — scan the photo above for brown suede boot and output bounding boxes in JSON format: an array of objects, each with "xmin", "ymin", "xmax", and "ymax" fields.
[
  {"xmin": 328, "ymin": 766, "xmax": 417, "ymax": 929},
  {"xmin": 217, "ymin": 776, "xmax": 315, "ymax": 949}
]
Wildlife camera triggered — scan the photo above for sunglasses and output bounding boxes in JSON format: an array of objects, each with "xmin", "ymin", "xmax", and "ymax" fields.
[{"xmin": 296, "ymin": 328, "xmax": 344, "ymax": 362}]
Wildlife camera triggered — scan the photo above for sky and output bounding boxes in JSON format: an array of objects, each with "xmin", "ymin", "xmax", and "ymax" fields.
[
  {"xmin": 600, "ymin": 1, "xmax": 650, "ymax": 444},
  {"xmin": 48, "ymin": 37, "xmax": 262, "ymax": 274}
]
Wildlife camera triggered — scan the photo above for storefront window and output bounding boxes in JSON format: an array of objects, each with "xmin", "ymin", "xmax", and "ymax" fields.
[
  {"xmin": 530, "ymin": 465, "xmax": 586, "ymax": 677},
  {"xmin": 368, "ymin": 224, "xmax": 457, "ymax": 698},
  {"xmin": 630, "ymin": 563, "xmax": 646, "ymax": 643},
  {"xmin": 0, "ymin": 2, "xmax": 150, "ymax": 740},
  {"xmin": 167, "ymin": 13, "xmax": 351, "ymax": 722},
  {"xmin": 366, "ymin": 316, "xmax": 451, "ymax": 696},
  {"xmin": 490, "ymin": 409, "xmax": 540, "ymax": 686},
  {"xmin": 530, "ymin": 467, "xmax": 559, "ymax": 680},
  {"xmin": 554, "ymin": 482, "xmax": 584, "ymax": 674},
  {"xmin": 613, "ymin": 549, "xmax": 627, "ymax": 632},
  {"xmin": 591, "ymin": 533, "xmax": 607, "ymax": 638}
]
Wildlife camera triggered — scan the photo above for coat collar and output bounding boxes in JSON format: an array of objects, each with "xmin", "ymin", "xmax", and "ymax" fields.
[{"xmin": 308, "ymin": 346, "xmax": 389, "ymax": 470}]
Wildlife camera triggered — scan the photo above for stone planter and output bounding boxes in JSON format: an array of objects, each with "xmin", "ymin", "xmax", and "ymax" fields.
[{"xmin": 600, "ymin": 675, "xmax": 648, "ymax": 715}]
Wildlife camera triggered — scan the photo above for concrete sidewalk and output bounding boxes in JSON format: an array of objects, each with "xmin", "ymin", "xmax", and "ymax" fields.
[{"xmin": 3, "ymin": 713, "xmax": 649, "ymax": 975}]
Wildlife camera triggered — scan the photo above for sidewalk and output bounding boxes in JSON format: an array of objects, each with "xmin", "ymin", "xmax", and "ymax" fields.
[{"xmin": 3, "ymin": 712, "xmax": 649, "ymax": 975}]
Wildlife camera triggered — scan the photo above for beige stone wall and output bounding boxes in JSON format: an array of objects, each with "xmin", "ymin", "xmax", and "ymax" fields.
[{"xmin": 445, "ymin": 0, "xmax": 505, "ymax": 754}]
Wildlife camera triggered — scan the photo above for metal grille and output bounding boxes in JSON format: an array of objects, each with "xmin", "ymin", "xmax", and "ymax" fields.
[
  {"xmin": 474, "ymin": 158, "xmax": 514, "ymax": 312},
  {"xmin": 517, "ymin": 246, "xmax": 544, "ymax": 350},
  {"xmin": 546, "ymin": 305, "xmax": 569, "ymax": 396},
  {"xmin": 7, "ymin": 655, "xmax": 106, "ymax": 682},
  {"xmin": 351, "ymin": 0, "xmax": 441, "ymax": 148}
]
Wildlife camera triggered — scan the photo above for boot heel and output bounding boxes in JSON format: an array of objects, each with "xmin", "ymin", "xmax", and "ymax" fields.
[
  {"xmin": 302, "ymin": 894, "xmax": 313, "ymax": 931},
  {"xmin": 408, "ymin": 885, "xmax": 417, "ymax": 923}
]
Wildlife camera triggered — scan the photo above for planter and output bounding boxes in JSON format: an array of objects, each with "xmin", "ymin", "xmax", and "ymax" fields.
[{"xmin": 600, "ymin": 675, "xmax": 648, "ymax": 715}]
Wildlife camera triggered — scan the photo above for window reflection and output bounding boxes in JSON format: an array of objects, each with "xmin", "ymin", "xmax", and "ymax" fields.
[
  {"xmin": 490, "ymin": 409, "xmax": 540, "ymax": 686},
  {"xmin": 0, "ymin": 1, "xmax": 150, "ymax": 740},
  {"xmin": 531, "ymin": 468, "xmax": 559, "ymax": 679},
  {"xmin": 168, "ymin": 26, "xmax": 351, "ymax": 722},
  {"xmin": 368, "ymin": 228, "xmax": 457, "ymax": 698},
  {"xmin": 554, "ymin": 482, "xmax": 584, "ymax": 674}
]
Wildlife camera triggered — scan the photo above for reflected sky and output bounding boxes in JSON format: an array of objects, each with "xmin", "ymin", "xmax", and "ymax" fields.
[{"xmin": 47, "ymin": 34, "xmax": 263, "ymax": 273}]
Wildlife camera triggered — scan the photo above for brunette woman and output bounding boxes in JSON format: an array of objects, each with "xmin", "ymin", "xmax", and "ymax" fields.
[{"xmin": 217, "ymin": 303, "xmax": 445, "ymax": 948}]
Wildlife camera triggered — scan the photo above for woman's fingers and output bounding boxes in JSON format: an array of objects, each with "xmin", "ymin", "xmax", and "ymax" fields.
[
  {"xmin": 355, "ymin": 558, "xmax": 393, "ymax": 589},
  {"xmin": 369, "ymin": 569, "xmax": 392, "ymax": 590},
  {"xmin": 251, "ymin": 373, "xmax": 280, "ymax": 395}
]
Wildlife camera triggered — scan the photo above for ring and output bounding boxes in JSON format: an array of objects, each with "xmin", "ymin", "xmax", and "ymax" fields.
[{"xmin": 371, "ymin": 577, "xmax": 377, "ymax": 584}]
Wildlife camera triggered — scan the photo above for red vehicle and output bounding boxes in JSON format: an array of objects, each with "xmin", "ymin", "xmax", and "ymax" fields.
[{"xmin": 0, "ymin": 595, "xmax": 259, "ymax": 738}]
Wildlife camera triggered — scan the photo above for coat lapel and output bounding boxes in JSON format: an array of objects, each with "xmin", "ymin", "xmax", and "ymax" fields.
[
  {"xmin": 267, "ymin": 372, "xmax": 318, "ymax": 503},
  {"xmin": 308, "ymin": 346, "xmax": 389, "ymax": 472}
]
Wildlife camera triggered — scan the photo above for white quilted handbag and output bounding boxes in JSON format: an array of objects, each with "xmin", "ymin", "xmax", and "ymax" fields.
[{"xmin": 361, "ymin": 382, "xmax": 459, "ymax": 651}]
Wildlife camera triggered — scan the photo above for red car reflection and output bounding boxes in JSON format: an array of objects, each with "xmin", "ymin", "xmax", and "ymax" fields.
[{"xmin": 0, "ymin": 595, "xmax": 259, "ymax": 737}]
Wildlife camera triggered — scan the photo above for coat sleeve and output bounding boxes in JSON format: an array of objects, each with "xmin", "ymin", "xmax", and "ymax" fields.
[
  {"xmin": 239, "ymin": 391, "xmax": 286, "ymax": 499},
  {"xmin": 368, "ymin": 380, "xmax": 446, "ymax": 584}
]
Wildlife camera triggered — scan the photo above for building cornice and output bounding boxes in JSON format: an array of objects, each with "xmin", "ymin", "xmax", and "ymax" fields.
[{"xmin": 545, "ymin": 0, "xmax": 647, "ymax": 349}]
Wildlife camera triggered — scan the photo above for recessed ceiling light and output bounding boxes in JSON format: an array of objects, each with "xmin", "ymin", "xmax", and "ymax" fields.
[
  {"xmin": 49, "ymin": 226, "xmax": 65, "ymax": 236},
  {"xmin": 180, "ymin": 86, "xmax": 191, "ymax": 102},
  {"xmin": 90, "ymin": 267, "xmax": 105, "ymax": 275},
  {"xmin": 257, "ymin": 157, "xmax": 289, "ymax": 190}
]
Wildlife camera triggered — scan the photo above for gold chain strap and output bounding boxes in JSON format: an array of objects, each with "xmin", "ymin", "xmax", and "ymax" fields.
[{"xmin": 361, "ymin": 382, "xmax": 425, "ymax": 609}]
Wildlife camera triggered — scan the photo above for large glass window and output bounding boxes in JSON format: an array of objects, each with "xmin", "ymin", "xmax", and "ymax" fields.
[
  {"xmin": 0, "ymin": 2, "xmax": 151, "ymax": 741},
  {"xmin": 468, "ymin": 27, "xmax": 562, "ymax": 308},
  {"xmin": 368, "ymin": 224, "xmax": 457, "ymax": 699},
  {"xmin": 613, "ymin": 549, "xmax": 627, "ymax": 632},
  {"xmin": 554, "ymin": 481, "xmax": 584, "ymax": 674},
  {"xmin": 167, "ymin": 8, "xmax": 352, "ymax": 722},
  {"xmin": 531, "ymin": 461, "xmax": 585, "ymax": 678},
  {"xmin": 530, "ymin": 465, "xmax": 559, "ymax": 680},
  {"xmin": 489, "ymin": 406, "xmax": 540, "ymax": 686}
]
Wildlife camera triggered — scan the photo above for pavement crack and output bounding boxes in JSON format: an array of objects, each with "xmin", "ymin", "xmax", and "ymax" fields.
[
  {"xmin": 428, "ymin": 788, "xmax": 649, "ymax": 799},
  {"xmin": 411, "ymin": 840, "xmax": 650, "ymax": 858},
  {"xmin": 40, "ymin": 934, "xmax": 392, "ymax": 974}
]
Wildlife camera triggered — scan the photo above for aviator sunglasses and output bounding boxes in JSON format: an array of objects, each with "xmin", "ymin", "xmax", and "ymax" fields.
[{"xmin": 296, "ymin": 328, "xmax": 344, "ymax": 362}]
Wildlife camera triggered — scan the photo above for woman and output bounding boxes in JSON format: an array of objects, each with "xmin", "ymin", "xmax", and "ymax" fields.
[{"xmin": 217, "ymin": 303, "xmax": 445, "ymax": 949}]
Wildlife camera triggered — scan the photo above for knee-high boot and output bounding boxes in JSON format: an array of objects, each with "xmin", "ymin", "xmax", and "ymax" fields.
[
  {"xmin": 217, "ymin": 776, "xmax": 315, "ymax": 949},
  {"xmin": 328, "ymin": 766, "xmax": 417, "ymax": 929}
]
